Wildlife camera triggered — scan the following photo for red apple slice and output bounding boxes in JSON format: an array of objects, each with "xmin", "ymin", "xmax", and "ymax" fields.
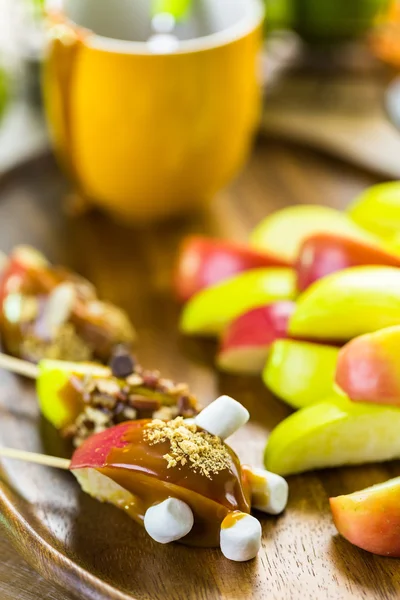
[
  {"xmin": 174, "ymin": 236, "xmax": 290, "ymax": 302},
  {"xmin": 297, "ymin": 233, "xmax": 400, "ymax": 292},
  {"xmin": 70, "ymin": 420, "xmax": 249, "ymax": 547},
  {"xmin": 217, "ymin": 301, "xmax": 295, "ymax": 374},
  {"xmin": 336, "ymin": 325, "xmax": 400, "ymax": 406},
  {"xmin": 330, "ymin": 476, "xmax": 400, "ymax": 557}
]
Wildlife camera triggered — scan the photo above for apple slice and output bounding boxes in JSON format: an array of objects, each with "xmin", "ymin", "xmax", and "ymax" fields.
[
  {"xmin": 348, "ymin": 181, "xmax": 400, "ymax": 240},
  {"xmin": 217, "ymin": 301, "xmax": 295, "ymax": 374},
  {"xmin": 250, "ymin": 205, "xmax": 378, "ymax": 263},
  {"xmin": 70, "ymin": 419, "xmax": 249, "ymax": 548},
  {"xmin": 330, "ymin": 477, "xmax": 400, "ymax": 557},
  {"xmin": 296, "ymin": 233, "xmax": 400, "ymax": 292},
  {"xmin": 264, "ymin": 395, "xmax": 400, "ymax": 476},
  {"xmin": 263, "ymin": 340, "xmax": 339, "ymax": 409},
  {"xmin": 336, "ymin": 325, "xmax": 400, "ymax": 406},
  {"xmin": 289, "ymin": 266, "xmax": 400, "ymax": 342},
  {"xmin": 174, "ymin": 236, "xmax": 290, "ymax": 302},
  {"xmin": 180, "ymin": 268, "xmax": 296, "ymax": 337},
  {"xmin": 37, "ymin": 359, "xmax": 110, "ymax": 430}
]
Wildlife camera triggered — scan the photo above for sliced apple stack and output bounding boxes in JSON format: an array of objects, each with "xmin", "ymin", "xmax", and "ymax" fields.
[
  {"xmin": 250, "ymin": 205, "xmax": 379, "ymax": 263},
  {"xmin": 289, "ymin": 266, "xmax": 400, "ymax": 342},
  {"xmin": 174, "ymin": 236, "xmax": 289, "ymax": 302},
  {"xmin": 263, "ymin": 340, "xmax": 340, "ymax": 409},
  {"xmin": 296, "ymin": 233, "xmax": 400, "ymax": 292},
  {"xmin": 217, "ymin": 301, "xmax": 295, "ymax": 374},
  {"xmin": 180, "ymin": 268, "xmax": 296, "ymax": 337}
]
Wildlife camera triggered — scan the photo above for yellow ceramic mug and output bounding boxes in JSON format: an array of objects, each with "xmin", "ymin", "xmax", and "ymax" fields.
[{"xmin": 43, "ymin": 0, "xmax": 264, "ymax": 222}]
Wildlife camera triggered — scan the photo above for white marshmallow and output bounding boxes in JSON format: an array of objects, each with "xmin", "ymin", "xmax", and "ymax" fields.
[
  {"xmin": 194, "ymin": 396, "xmax": 249, "ymax": 440},
  {"xmin": 144, "ymin": 498, "xmax": 194, "ymax": 544},
  {"xmin": 247, "ymin": 467, "xmax": 288, "ymax": 515},
  {"xmin": 220, "ymin": 513, "xmax": 261, "ymax": 562}
]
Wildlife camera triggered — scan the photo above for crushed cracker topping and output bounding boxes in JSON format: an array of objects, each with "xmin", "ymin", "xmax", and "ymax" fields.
[{"xmin": 143, "ymin": 417, "xmax": 231, "ymax": 479}]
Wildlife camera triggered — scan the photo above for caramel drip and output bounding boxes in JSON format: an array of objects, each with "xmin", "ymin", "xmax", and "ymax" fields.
[{"xmin": 221, "ymin": 510, "xmax": 247, "ymax": 529}]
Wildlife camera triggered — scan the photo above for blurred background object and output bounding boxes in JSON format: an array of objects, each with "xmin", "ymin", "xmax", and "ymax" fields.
[
  {"xmin": 0, "ymin": 0, "xmax": 400, "ymax": 216},
  {"xmin": 42, "ymin": 0, "xmax": 264, "ymax": 223},
  {"xmin": 371, "ymin": 0, "xmax": 400, "ymax": 68},
  {"xmin": 265, "ymin": 0, "xmax": 391, "ymax": 40},
  {"xmin": 262, "ymin": 0, "xmax": 400, "ymax": 179}
]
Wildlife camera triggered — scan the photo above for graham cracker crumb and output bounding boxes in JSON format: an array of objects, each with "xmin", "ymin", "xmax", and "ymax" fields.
[{"xmin": 143, "ymin": 417, "xmax": 231, "ymax": 479}]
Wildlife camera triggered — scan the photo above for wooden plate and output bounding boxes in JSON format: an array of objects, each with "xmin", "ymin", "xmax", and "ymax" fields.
[{"xmin": 0, "ymin": 150, "xmax": 398, "ymax": 600}]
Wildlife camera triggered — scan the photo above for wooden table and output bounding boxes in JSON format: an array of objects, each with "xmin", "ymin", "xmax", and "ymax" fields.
[{"xmin": 0, "ymin": 139, "xmax": 394, "ymax": 600}]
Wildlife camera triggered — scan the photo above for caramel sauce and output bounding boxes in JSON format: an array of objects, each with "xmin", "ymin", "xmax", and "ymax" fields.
[
  {"xmin": 241, "ymin": 465, "xmax": 270, "ymax": 508},
  {"xmin": 221, "ymin": 510, "xmax": 247, "ymax": 530},
  {"xmin": 58, "ymin": 377, "xmax": 87, "ymax": 424},
  {"xmin": 74, "ymin": 420, "xmax": 251, "ymax": 547}
]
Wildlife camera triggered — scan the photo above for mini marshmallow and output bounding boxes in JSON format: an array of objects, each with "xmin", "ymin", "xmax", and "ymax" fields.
[
  {"xmin": 247, "ymin": 467, "xmax": 288, "ymax": 516},
  {"xmin": 144, "ymin": 498, "xmax": 194, "ymax": 544},
  {"xmin": 220, "ymin": 513, "xmax": 261, "ymax": 562},
  {"xmin": 194, "ymin": 395, "xmax": 249, "ymax": 440}
]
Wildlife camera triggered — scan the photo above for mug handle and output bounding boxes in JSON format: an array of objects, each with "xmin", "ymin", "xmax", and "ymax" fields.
[{"xmin": 151, "ymin": 0, "xmax": 192, "ymax": 21}]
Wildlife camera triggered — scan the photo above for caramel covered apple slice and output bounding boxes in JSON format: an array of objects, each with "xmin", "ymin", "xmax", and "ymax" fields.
[
  {"xmin": 0, "ymin": 397, "xmax": 289, "ymax": 561},
  {"xmin": 0, "ymin": 245, "xmax": 136, "ymax": 363}
]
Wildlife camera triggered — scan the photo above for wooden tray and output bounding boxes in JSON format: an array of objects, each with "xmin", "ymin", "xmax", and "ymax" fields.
[{"xmin": 0, "ymin": 150, "xmax": 398, "ymax": 600}]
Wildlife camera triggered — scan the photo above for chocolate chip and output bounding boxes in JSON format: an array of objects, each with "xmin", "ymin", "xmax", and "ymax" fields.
[{"xmin": 110, "ymin": 349, "xmax": 135, "ymax": 378}]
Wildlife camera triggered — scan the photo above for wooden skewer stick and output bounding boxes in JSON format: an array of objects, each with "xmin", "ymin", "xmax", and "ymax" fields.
[
  {"xmin": 0, "ymin": 447, "xmax": 70, "ymax": 470},
  {"xmin": 0, "ymin": 353, "xmax": 39, "ymax": 379}
]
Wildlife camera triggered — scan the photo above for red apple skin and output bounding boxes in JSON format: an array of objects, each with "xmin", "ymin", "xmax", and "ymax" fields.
[
  {"xmin": 217, "ymin": 302, "xmax": 295, "ymax": 374},
  {"xmin": 70, "ymin": 421, "xmax": 135, "ymax": 470},
  {"xmin": 336, "ymin": 326, "xmax": 400, "ymax": 406},
  {"xmin": 330, "ymin": 477, "xmax": 400, "ymax": 557},
  {"xmin": 174, "ymin": 236, "xmax": 291, "ymax": 302},
  {"xmin": 296, "ymin": 233, "xmax": 400, "ymax": 292}
]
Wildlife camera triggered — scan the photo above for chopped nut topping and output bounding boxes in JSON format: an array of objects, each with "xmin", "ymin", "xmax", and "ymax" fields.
[
  {"xmin": 63, "ymin": 361, "xmax": 199, "ymax": 446},
  {"xmin": 152, "ymin": 405, "xmax": 178, "ymax": 420},
  {"xmin": 126, "ymin": 373, "xmax": 144, "ymax": 387},
  {"xmin": 96, "ymin": 379, "xmax": 121, "ymax": 396},
  {"xmin": 143, "ymin": 417, "xmax": 231, "ymax": 479}
]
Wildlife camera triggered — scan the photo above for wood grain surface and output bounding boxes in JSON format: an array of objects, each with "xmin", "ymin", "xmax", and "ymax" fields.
[{"xmin": 0, "ymin": 143, "xmax": 398, "ymax": 600}]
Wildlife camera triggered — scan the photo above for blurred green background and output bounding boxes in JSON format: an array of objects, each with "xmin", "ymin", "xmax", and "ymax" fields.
[{"xmin": 266, "ymin": 0, "xmax": 390, "ymax": 40}]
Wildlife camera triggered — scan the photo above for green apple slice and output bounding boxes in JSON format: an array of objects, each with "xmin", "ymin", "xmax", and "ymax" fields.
[
  {"xmin": 264, "ymin": 395, "xmax": 400, "ymax": 476},
  {"xmin": 37, "ymin": 359, "xmax": 110, "ymax": 430},
  {"xmin": 180, "ymin": 268, "xmax": 296, "ymax": 336},
  {"xmin": 289, "ymin": 266, "xmax": 400, "ymax": 341},
  {"xmin": 263, "ymin": 340, "xmax": 340, "ymax": 409},
  {"xmin": 348, "ymin": 182, "xmax": 400, "ymax": 240},
  {"xmin": 250, "ymin": 205, "xmax": 379, "ymax": 262}
]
